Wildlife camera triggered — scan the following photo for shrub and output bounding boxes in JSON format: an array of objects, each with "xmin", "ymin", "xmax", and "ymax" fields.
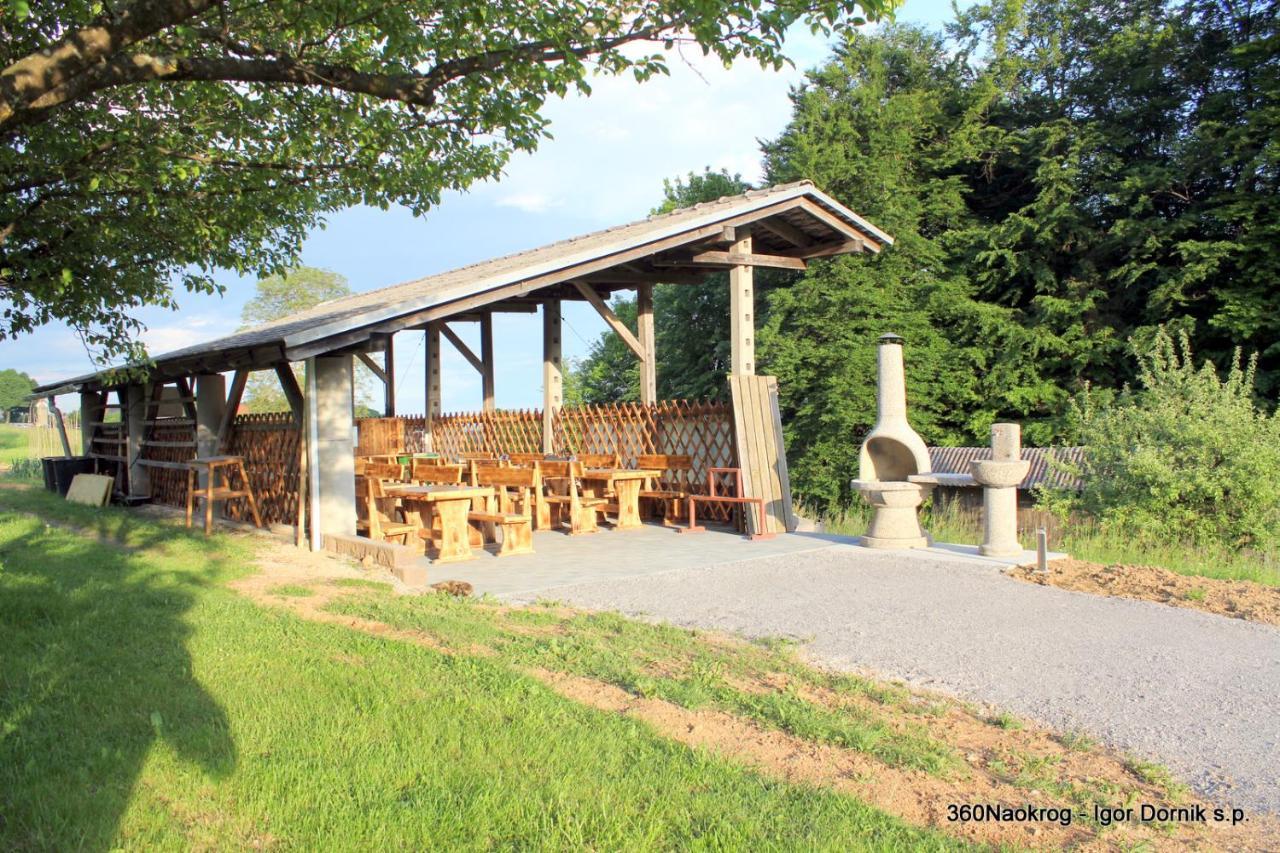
[{"xmin": 1042, "ymin": 330, "xmax": 1280, "ymax": 552}]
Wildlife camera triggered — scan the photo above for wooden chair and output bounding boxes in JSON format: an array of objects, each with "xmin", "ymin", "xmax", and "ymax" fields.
[
  {"xmin": 575, "ymin": 452, "xmax": 620, "ymax": 469},
  {"xmin": 469, "ymin": 465, "xmax": 536, "ymax": 556},
  {"xmin": 637, "ymin": 453, "xmax": 694, "ymax": 524},
  {"xmin": 507, "ymin": 452, "xmax": 548, "ymax": 466},
  {"xmin": 412, "ymin": 460, "xmax": 464, "ymax": 484},
  {"xmin": 540, "ymin": 460, "xmax": 606, "ymax": 535},
  {"xmin": 366, "ymin": 461, "xmax": 405, "ymax": 482},
  {"xmin": 355, "ymin": 475, "xmax": 416, "ymax": 545}
]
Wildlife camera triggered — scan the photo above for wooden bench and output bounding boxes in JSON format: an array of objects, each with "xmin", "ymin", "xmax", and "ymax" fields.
[
  {"xmin": 470, "ymin": 466, "xmax": 535, "ymax": 556},
  {"xmin": 637, "ymin": 453, "xmax": 694, "ymax": 524},
  {"xmin": 540, "ymin": 460, "xmax": 607, "ymax": 535},
  {"xmin": 356, "ymin": 475, "xmax": 416, "ymax": 545}
]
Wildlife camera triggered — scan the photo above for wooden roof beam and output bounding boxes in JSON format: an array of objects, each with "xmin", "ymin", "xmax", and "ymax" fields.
[
  {"xmin": 673, "ymin": 250, "xmax": 808, "ymax": 271},
  {"xmin": 798, "ymin": 198, "xmax": 882, "ymax": 251},
  {"xmin": 778, "ymin": 238, "xmax": 866, "ymax": 259}
]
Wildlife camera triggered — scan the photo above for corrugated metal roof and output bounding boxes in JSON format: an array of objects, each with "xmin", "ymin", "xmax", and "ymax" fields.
[
  {"xmin": 35, "ymin": 180, "xmax": 891, "ymax": 395},
  {"xmin": 927, "ymin": 446, "xmax": 1087, "ymax": 491}
]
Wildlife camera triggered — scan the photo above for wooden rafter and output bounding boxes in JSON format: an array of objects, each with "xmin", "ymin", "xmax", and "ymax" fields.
[{"xmin": 756, "ymin": 217, "xmax": 813, "ymax": 248}]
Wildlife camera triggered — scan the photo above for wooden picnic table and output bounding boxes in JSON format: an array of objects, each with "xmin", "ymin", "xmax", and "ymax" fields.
[
  {"xmin": 385, "ymin": 483, "xmax": 495, "ymax": 563},
  {"xmin": 579, "ymin": 468, "xmax": 660, "ymax": 531}
]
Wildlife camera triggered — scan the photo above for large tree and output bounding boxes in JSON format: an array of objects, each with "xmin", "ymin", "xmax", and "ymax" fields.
[
  {"xmin": 0, "ymin": 366, "xmax": 34, "ymax": 410},
  {"xmin": 0, "ymin": 0, "xmax": 891, "ymax": 365},
  {"xmin": 238, "ymin": 267, "xmax": 378, "ymax": 413}
]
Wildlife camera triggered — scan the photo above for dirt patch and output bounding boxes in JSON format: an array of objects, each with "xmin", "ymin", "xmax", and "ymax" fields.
[
  {"xmin": 534, "ymin": 669, "xmax": 1275, "ymax": 850},
  {"xmin": 1009, "ymin": 559, "xmax": 1280, "ymax": 627}
]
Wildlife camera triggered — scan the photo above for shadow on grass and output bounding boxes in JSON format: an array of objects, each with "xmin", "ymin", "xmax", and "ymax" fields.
[{"xmin": 0, "ymin": 493, "xmax": 237, "ymax": 848}]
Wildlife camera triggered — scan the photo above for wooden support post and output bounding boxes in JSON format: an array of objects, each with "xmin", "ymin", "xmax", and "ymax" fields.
[
  {"xmin": 637, "ymin": 283, "xmax": 656, "ymax": 404},
  {"xmin": 480, "ymin": 312, "xmax": 495, "ymax": 413},
  {"xmin": 573, "ymin": 280, "xmax": 645, "ymax": 358},
  {"xmin": 78, "ymin": 390, "xmax": 104, "ymax": 456},
  {"xmin": 218, "ymin": 370, "xmax": 247, "ymax": 452},
  {"xmin": 425, "ymin": 322, "xmax": 442, "ymax": 419},
  {"xmin": 542, "ymin": 299, "xmax": 562, "ymax": 454},
  {"xmin": 47, "ymin": 395, "xmax": 72, "ymax": 457},
  {"xmin": 384, "ymin": 335, "xmax": 396, "ymax": 417},
  {"xmin": 729, "ymin": 229, "xmax": 755, "ymax": 376},
  {"xmin": 274, "ymin": 363, "xmax": 305, "ymax": 423}
]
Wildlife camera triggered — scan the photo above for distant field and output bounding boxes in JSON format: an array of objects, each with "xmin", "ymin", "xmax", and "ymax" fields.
[{"xmin": 0, "ymin": 423, "xmax": 83, "ymax": 471}]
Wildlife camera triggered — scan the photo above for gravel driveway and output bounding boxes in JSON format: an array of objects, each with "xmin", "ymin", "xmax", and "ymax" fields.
[{"xmin": 508, "ymin": 543, "xmax": 1280, "ymax": 814}]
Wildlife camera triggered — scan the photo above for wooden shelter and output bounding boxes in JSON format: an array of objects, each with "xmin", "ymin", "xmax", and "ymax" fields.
[{"xmin": 33, "ymin": 181, "xmax": 892, "ymax": 549}]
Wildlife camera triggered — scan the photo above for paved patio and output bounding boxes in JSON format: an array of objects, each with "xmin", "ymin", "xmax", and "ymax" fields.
[{"xmin": 425, "ymin": 522, "xmax": 1052, "ymax": 599}]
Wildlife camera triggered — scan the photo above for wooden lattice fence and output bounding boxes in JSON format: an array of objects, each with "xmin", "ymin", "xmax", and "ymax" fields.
[
  {"xmin": 140, "ymin": 417, "xmax": 196, "ymax": 507},
  {"xmin": 224, "ymin": 412, "xmax": 301, "ymax": 526},
  {"xmin": 356, "ymin": 400, "xmax": 738, "ymax": 507}
]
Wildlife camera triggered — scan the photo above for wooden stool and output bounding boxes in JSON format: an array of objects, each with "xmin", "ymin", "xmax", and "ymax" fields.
[{"xmin": 185, "ymin": 455, "xmax": 265, "ymax": 535}]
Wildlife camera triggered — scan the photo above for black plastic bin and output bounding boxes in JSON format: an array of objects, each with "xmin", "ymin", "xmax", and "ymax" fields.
[{"xmin": 41, "ymin": 456, "xmax": 98, "ymax": 496}]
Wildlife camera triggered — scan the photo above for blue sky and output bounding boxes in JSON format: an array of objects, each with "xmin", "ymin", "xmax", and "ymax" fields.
[{"xmin": 11, "ymin": 0, "xmax": 956, "ymax": 413}]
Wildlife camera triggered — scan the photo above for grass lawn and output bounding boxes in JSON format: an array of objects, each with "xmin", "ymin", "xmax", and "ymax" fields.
[
  {"xmin": 5, "ymin": 481, "xmax": 1263, "ymax": 850},
  {"xmin": 0, "ymin": 423, "xmax": 30, "ymax": 467},
  {"xmin": 0, "ymin": 484, "xmax": 963, "ymax": 850}
]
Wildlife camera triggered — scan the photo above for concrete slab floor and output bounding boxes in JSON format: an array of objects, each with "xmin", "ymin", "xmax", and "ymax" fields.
[{"xmin": 416, "ymin": 522, "xmax": 1060, "ymax": 600}]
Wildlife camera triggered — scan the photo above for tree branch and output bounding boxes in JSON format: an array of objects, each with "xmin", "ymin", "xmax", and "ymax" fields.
[{"xmin": 0, "ymin": 0, "xmax": 224, "ymax": 127}]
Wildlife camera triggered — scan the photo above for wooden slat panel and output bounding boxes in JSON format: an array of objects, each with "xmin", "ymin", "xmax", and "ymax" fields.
[{"xmin": 729, "ymin": 375, "xmax": 795, "ymax": 534}]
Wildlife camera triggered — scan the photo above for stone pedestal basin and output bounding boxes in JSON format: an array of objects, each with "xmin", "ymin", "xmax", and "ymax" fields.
[
  {"xmin": 969, "ymin": 423, "xmax": 1031, "ymax": 557},
  {"xmin": 850, "ymin": 480, "xmax": 932, "ymax": 549}
]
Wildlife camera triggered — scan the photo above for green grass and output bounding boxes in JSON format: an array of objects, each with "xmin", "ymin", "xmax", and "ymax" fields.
[
  {"xmin": 0, "ymin": 423, "xmax": 31, "ymax": 468},
  {"xmin": 0, "ymin": 485, "xmax": 968, "ymax": 850},
  {"xmin": 987, "ymin": 712, "xmax": 1023, "ymax": 731},
  {"xmin": 326, "ymin": 592, "xmax": 961, "ymax": 775},
  {"xmin": 822, "ymin": 501, "xmax": 1280, "ymax": 587},
  {"xmin": 267, "ymin": 583, "xmax": 315, "ymax": 597}
]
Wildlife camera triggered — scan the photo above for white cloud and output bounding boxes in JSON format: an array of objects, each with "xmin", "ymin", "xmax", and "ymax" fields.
[{"xmin": 495, "ymin": 193, "xmax": 559, "ymax": 214}]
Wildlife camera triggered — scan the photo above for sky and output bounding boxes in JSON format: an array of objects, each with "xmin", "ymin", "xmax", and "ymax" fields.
[{"xmin": 9, "ymin": 0, "xmax": 956, "ymax": 414}]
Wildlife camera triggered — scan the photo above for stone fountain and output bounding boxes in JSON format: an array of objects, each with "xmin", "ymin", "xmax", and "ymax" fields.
[
  {"xmin": 850, "ymin": 334, "xmax": 933, "ymax": 549},
  {"xmin": 969, "ymin": 423, "xmax": 1031, "ymax": 556}
]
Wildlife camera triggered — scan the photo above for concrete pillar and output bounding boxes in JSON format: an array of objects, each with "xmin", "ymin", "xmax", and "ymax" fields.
[
  {"xmin": 729, "ymin": 230, "xmax": 754, "ymax": 376},
  {"xmin": 637, "ymin": 283, "xmax": 656, "ymax": 403},
  {"xmin": 195, "ymin": 374, "xmax": 226, "ymax": 459},
  {"xmin": 194, "ymin": 374, "xmax": 226, "ymax": 495},
  {"xmin": 125, "ymin": 383, "xmax": 149, "ymax": 498},
  {"xmin": 78, "ymin": 390, "xmax": 104, "ymax": 456},
  {"xmin": 306, "ymin": 355, "xmax": 356, "ymax": 544},
  {"xmin": 542, "ymin": 300, "xmax": 562, "ymax": 454}
]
